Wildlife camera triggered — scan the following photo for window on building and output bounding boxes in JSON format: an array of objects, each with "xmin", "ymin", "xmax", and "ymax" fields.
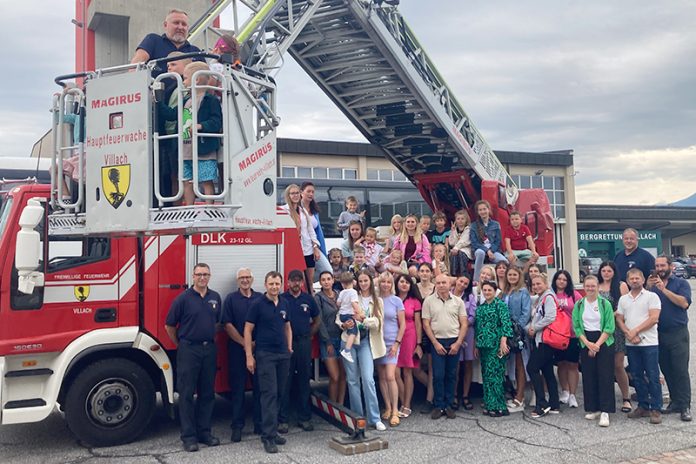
[
  {"xmin": 313, "ymin": 167, "xmax": 328, "ymax": 179},
  {"xmin": 343, "ymin": 169, "xmax": 357, "ymax": 180},
  {"xmin": 366, "ymin": 168, "xmax": 405, "ymax": 182},
  {"xmin": 297, "ymin": 167, "xmax": 312, "ymax": 178},
  {"xmin": 282, "ymin": 166, "xmax": 295, "ymax": 178},
  {"xmin": 329, "ymin": 168, "xmax": 344, "ymax": 180},
  {"xmin": 367, "ymin": 189, "xmax": 432, "ymax": 228}
]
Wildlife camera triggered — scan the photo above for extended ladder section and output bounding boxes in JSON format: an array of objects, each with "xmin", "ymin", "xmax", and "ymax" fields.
[
  {"xmin": 219, "ymin": 0, "xmax": 519, "ymax": 204},
  {"xmin": 48, "ymin": 57, "xmax": 280, "ymax": 236}
]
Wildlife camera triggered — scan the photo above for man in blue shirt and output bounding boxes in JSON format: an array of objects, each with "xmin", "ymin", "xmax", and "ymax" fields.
[
  {"xmin": 165, "ymin": 263, "xmax": 222, "ymax": 452},
  {"xmin": 130, "ymin": 9, "xmax": 201, "ymax": 71},
  {"xmin": 614, "ymin": 228, "xmax": 655, "ymax": 283},
  {"xmin": 278, "ymin": 270, "xmax": 320, "ymax": 433},
  {"xmin": 648, "ymin": 255, "xmax": 692, "ymax": 422},
  {"xmin": 245, "ymin": 271, "xmax": 292, "ymax": 454},
  {"xmin": 221, "ymin": 268, "xmax": 263, "ymax": 442}
]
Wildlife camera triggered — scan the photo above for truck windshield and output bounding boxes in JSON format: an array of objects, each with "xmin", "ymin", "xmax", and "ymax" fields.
[{"xmin": 0, "ymin": 196, "xmax": 13, "ymax": 239}]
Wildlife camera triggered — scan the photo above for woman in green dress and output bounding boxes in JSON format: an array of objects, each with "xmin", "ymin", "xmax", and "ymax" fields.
[{"xmin": 475, "ymin": 280, "xmax": 513, "ymax": 417}]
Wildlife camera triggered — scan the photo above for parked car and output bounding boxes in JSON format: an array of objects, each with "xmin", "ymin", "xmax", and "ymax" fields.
[
  {"xmin": 673, "ymin": 261, "xmax": 688, "ymax": 279},
  {"xmin": 579, "ymin": 257, "xmax": 602, "ymax": 282},
  {"xmin": 683, "ymin": 258, "xmax": 696, "ymax": 278}
]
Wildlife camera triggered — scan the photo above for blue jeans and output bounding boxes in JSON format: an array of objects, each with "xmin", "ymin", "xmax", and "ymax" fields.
[
  {"xmin": 473, "ymin": 249, "xmax": 508, "ymax": 282},
  {"xmin": 341, "ymin": 338, "xmax": 381, "ymax": 425},
  {"xmin": 431, "ymin": 337, "xmax": 459, "ymax": 410},
  {"xmin": 626, "ymin": 345, "xmax": 662, "ymax": 411}
]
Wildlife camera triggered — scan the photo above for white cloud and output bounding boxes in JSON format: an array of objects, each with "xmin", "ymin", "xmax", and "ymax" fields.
[
  {"xmin": 575, "ymin": 146, "xmax": 696, "ymax": 204},
  {"xmin": 2, "ymin": 0, "xmax": 695, "ymax": 204}
]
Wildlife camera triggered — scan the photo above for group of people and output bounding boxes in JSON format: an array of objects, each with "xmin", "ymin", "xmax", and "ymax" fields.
[{"xmin": 166, "ymin": 185, "xmax": 693, "ymax": 455}]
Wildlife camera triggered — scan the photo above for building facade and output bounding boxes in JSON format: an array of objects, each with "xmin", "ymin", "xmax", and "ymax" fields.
[{"xmin": 277, "ymin": 138, "xmax": 579, "ymax": 278}]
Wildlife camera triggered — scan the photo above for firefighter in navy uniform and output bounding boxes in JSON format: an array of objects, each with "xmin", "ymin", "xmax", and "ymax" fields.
[
  {"xmin": 165, "ymin": 263, "xmax": 222, "ymax": 452},
  {"xmin": 221, "ymin": 267, "xmax": 263, "ymax": 442},
  {"xmin": 278, "ymin": 269, "xmax": 321, "ymax": 433},
  {"xmin": 244, "ymin": 271, "xmax": 293, "ymax": 454}
]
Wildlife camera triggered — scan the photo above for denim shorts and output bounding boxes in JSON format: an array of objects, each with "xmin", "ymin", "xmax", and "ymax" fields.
[
  {"xmin": 320, "ymin": 337, "xmax": 342, "ymax": 360},
  {"xmin": 183, "ymin": 159, "xmax": 218, "ymax": 182}
]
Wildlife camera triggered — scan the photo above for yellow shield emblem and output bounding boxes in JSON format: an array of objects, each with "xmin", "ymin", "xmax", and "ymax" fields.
[
  {"xmin": 74, "ymin": 285, "xmax": 90, "ymax": 302},
  {"xmin": 101, "ymin": 164, "xmax": 131, "ymax": 209}
]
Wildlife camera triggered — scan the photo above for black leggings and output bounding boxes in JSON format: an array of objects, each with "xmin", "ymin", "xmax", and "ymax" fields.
[{"xmin": 526, "ymin": 342, "xmax": 559, "ymax": 410}]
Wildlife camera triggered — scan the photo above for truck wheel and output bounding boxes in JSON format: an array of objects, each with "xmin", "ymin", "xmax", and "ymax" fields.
[{"xmin": 64, "ymin": 359, "xmax": 155, "ymax": 446}]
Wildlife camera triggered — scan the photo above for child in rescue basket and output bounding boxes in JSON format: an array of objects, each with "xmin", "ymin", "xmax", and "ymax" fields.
[
  {"xmin": 337, "ymin": 196, "xmax": 365, "ymax": 239},
  {"xmin": 448, "ymin": 209, "xmax": 472, "ymax": 277},
  {"xmin": 363, "ymin": 227, "xmax": 385, "ymax": 269},
  {"xmin": 337, "ymin": 271, "xmax": 364, "ymax": 363},
  {"xmin": 59, "ymin": 83, "xmax": 86, "ymax": 204},
  {"xmin": 180, "ymin": 61, "xmax": 222, "ymax": 205},
  {"xmin": 159, "ymin": 51, "xmax": 192, "ymax": 202}
]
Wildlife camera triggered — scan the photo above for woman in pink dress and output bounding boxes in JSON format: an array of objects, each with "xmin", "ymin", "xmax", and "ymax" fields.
[{"xmin": 395, "ymin": 274, "xmax": 423, "ymax": 418}]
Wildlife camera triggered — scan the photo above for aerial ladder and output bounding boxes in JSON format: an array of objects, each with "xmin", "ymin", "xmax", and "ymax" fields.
[{"xmin": 188, "ymin": 0, "xmax": 554, "ymax": 254}]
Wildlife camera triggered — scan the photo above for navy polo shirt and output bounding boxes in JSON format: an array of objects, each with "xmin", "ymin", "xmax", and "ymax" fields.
[
  {"xmin": 656, "ymin": 276, "xmax": 692, "ymax": 331},
  {"xmin": 166, "ymin": 287, "xmax": 222, "ymax": 343},
  {"xmin": 136, "ymin": 33, "xmax": 202, "ymax": 76},
  {"xmin": 246, "ymin": 294, "xmax": 290, "ymax": 353},
  {"xmin": 614, "ymin": 247, "xmax": 655, "ymax": 282},
  {"xmin": 221, "ymin": 290, "xmax": 263, "ymax": 336},
  {"xmin": 282, "ymin": 291, "xmax": 320, "ymax": 337}
]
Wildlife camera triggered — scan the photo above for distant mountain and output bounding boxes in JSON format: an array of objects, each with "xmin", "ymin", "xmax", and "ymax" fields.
[{"xmin": 672, "ymin": 193, "xmax": 696, "ymax": 207}]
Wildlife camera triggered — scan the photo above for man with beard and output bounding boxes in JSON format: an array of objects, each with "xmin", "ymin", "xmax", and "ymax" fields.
[
  {"xmin": 131, "ymin": 9, "xmax": 201, "ymax": 69},
  {"xmin": 647, "ymin": 255, "xmax": 692, "ymax": 422},
  {"xmin": 278, "ymin": 270, "xmax": 320, "ymax": 433},
  {"xmin": 614, "ymin": 228, "xmax": 655, "ymax": 283}
]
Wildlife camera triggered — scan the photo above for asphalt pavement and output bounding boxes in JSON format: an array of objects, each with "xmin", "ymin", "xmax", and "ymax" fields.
[{"xmin": 2, "ymin": 281, "xmax": 696, "ymax": 464}]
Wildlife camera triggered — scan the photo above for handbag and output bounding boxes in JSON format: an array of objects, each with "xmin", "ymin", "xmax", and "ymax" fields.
[
  {"xmin": 539, "ymin": 295, "xmax": 572, "ymax": 350},
  {"xmin": 507, "ymin": 319, "xmax": 527, "ymax": 353}
]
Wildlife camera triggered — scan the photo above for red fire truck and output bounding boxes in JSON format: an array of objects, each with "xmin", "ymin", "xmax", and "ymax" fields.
[{"xmin": 0, "ymin": 0, "xmax": 555, "ymax": 446}]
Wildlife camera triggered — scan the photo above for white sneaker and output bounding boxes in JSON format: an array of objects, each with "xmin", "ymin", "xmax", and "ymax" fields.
[
  {"xmin": 598, "ymin": 412, "xmax": 610, "ymax": 427},
  {"xmin": 375, "ymin": 421, "xmax": 387, "ymax": 431},
  {"xmin": 340, "ymin": 350, "xmax": 354, "ymax": 363},
  {"xmin": 559, "ymin": 390, "xmax": 570, "ymax": 404},
  {"xmin": 568, "ymin": 395, "xmax": 578, "ymax": 408},
  {"xmin": 585, "ymin": 411, "xmax": 601, "ymax": 420}
]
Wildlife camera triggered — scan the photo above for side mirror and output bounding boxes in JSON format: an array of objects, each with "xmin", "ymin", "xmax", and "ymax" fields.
[{"xmin": 16, "ymin": 198, "xmax": 45, "ymax": 294}]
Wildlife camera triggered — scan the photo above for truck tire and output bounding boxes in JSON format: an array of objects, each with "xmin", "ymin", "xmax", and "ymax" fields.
[{"xmin": 64, "ymin": 359, "xmax": 156, "ymax": 446}]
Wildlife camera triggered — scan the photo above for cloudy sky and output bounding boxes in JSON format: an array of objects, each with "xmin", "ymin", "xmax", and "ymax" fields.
[{"xmin": 2, "ymin": 0, "xmax": 694, "ymax": 205}]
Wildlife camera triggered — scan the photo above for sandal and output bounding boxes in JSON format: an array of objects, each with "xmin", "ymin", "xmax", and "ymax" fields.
[
  {"xmin": 398, "ymin": 406, "xmax": 412, "ymax": 418},
  {"xmin": 621, "ymin": 399, "xmax": 632, "ymax": 413},
  {"xmin": 381, "ymin": 409, "xmax": 392, "ymax": 420},
  {"xmin": 389, "ymin": 414, "xmax": 400, "ymax": 427},
  {"xmin": 462, "ymin": 397, "xmax": 474, "ymax": 410}
]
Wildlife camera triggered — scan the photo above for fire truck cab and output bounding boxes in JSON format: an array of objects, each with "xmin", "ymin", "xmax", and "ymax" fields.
[{"xmin": 0, "ymin": 179, "xmax": 305, "ymax": 445}]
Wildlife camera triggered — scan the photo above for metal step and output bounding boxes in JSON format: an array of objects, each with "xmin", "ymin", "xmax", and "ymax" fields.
[{"xmin": 48, "ymin": 205, "xmax": 241, "ymax": 235}]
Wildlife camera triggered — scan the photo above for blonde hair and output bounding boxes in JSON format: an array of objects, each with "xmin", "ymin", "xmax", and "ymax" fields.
[
  {"xmin": 431, "ymin": 243, "xmax": 450, "ymax": 273},
  {"xmin": 184, "ymin": 61, "xmax": 210, "ymax": 76},
  {"xmin": 400, "ymin": 214, "xmax": 424, "ymax": 245},
  {"xmin": 378, "ymin": 271, "xmax": 395, "ymax": 296},
  {"xmin": 365, "ymin": 227, "xmax": 378, "ymax": 238},
  {"xmin": 479, "ymin": 264, "xmax": 497, "ymax": 283},
  {"xmin": 505, "ymin": 266, "xmax": 525, "ymax": 293},
  {"xmin": 284, "ymin": 184, "xmax": 311, "ymax": 232},
  {"xmin": 454, "ymin": 209, "xmax": 471, "ymax": 228},
  {"xmin": 389, "ymin": 214, "xmax": 403, "ymax": 236}
]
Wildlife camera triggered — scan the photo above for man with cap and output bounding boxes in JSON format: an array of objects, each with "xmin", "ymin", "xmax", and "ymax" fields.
[
  {"xmin": 221, "ymin": 267, "xmax": 263, "ymax": 442},
  {"xmin": 278, "ymin": 269, "xmax": 321, "ymax": 433},
  {"xmin": 165, "ymin": 263, "xmax": 222, "ymax": 452},
  {"xmin": 245, "ymin": 271, "xmax": 293, "ymax": 454}
]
